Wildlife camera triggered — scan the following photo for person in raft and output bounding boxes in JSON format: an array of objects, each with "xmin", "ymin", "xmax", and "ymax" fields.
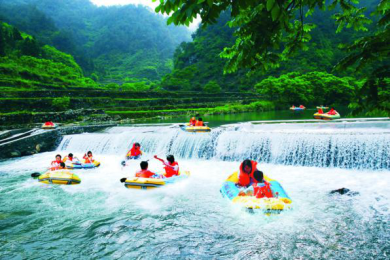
[
  {"xmin": 135, "ymin": 161, "xmax": 156, "ymax": 178},
  {"xmin": 83, "ymin": 151, "xmax": 95, "ymax": 163},
  {"xmin": 63, "ymin": 153, "xmax": 81, "ymax": 164},
  {"xmin": 195, "ymin": 118, "xmax": 204, "ymax": 126},
  {"xmin": 50, "ymin": 154, "xmax": 63, "ymax": 171},
  {"xmin": 238, "ymin": 170, "xmax": 273, "ymax": 198},
  {"xmin": 126, "ymin": 143, "xmax": 142, "ymax": 160},
  {"xmin": 317, "ymin": 108, "xmax": 324, "ymax": 114},
  {"xmin": 327, "ymin": 107, "xmax": 338, "ymax": 115},
  {"xmin": 189, "ymin": 117, "xmax": 197, "ymax": 126},
  {"xmin": 299, "ymin": 105, "xmax": 305, "ymax": 109},
  {"xmin": 154, "ymin": 154, "xmax": 179, "ymax": 178},
  {"xmin": 237, "ymin": 159, "xmax": 261, "ymax": 187}
]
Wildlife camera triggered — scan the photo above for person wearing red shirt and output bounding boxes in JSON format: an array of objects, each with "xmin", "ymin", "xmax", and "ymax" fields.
[
  {"xmin": 238, "ymin": 170, "xmax": 273, "ymax": 198},
  {"xmin": 126, "ymin": 143, "xmax": 142, "ymax": 160},
  {"xmin": 135, "ymin": 161, "xmax": 156, "ymax": 178},
  {"xmin": 237, "ymin": 159, "xmax": 260, "ymax": 187},
  {"xmin": 195, "ymin": 118, "xmax": 204, "ymax": 126},
  {"xmin": 50, "ymin": 154, "xmax": 63, "ymax": 171},
  {"xmin": 154, "ymin": 154, "xmax": 179, "ymax": 178},
  {"xmin": 83, "ymin": 151, "xmax": 94, "ymax": 163},
  {"xmin": 189, "ymin": 117, "xmax": 197, "ymax": 126},
  {"xmin": 327, "ymin": 107, "xmax": 338, "ymax": 115}
]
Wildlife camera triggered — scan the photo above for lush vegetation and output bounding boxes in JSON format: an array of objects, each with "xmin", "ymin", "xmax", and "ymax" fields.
[
  {"xmin": 0, "ymin": 0, "xmax": 190, "ymax": 83},
  {"xmin": 0, "ymin": 22, "xmax": 98, "ymax": 89},
  {"xmin": 156, "ymin": 0, "xmax": 389, "ymax": 116}
]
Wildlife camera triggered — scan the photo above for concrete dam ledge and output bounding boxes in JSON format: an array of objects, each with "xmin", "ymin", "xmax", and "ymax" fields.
[{"xmin": 0, "ymin": 124, "xmax": 115, "ymax": 160}]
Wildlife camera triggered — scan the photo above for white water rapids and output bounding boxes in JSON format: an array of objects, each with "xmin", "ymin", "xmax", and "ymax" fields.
[{"xmin": 0, "ymin": 120, "xmax": 389, "ymax": 259}]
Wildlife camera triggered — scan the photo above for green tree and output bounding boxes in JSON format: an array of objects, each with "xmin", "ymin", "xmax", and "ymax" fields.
[
  {"xmin": 154, "ymin": 0, "xmax": 372, "ymax": 73},
  {"xmin": 203, "ymin": 80, "xmax": 221, "ymax": 93},
  {"xmin": 21, "ymin": 37, "xmax": 40, "ymax": 57}
]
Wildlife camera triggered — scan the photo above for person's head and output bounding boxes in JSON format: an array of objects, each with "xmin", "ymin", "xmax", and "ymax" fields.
[
  {"xmin": 59, "ymin": 162, "xmax": 66, "ymax": 169},
  {"xmin": 167, "ymin": 155, "xmax": 175, "ymax": 164},
  {"xmin": 198, "ymin": 118, "xmax": 203, "ymax": 122},
  {"xmin": 253, "ymin": 170, "xmax": 264, "ymax": 183},
  {"xmin": 134, "ymin": 143, "xmax": 140, "ymax": 149},
  {"xmin": 331, "ymin": 107, "xmax": 334, "ymax": 110},
  {"xmin": 241, "ymin": 159, "xmax": 253, "ymax": 174},
  {"xmin": 140, "ymin": 161, "xmax": 148, "ymax": 170},
  {"xmin": 55, "ymin": 154, "xmax": 62, "ymax": 161},
  {"xmin": 87, "ymin": 151, "xmax": 92, "ymax": 156},
  {"xmin": 68, "ymin": 153, "xmax": 73, "ymax": 159},
  {"xmin": 191, "ymin": 117, "xmax": 195, "ymax": 120}
]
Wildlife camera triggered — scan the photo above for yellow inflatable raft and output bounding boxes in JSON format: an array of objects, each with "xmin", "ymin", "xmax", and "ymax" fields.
[
  {"xmin": 181, "ymin": 124, "xmax": 211, "ymax": 132},
  {"xmin": 313, "ymin": 112, "xmax": 341, "ymax": 120},
  {"xmin": 38, "ymin": 170, "xmax": 81, "ymax": 185},
  {"xmin": 123, "ymin": 171, "xmax": 190, "ymax": 190},
  {"xmin": 220, "ymin": 172, "xmax": 292, "ymax": 211}
]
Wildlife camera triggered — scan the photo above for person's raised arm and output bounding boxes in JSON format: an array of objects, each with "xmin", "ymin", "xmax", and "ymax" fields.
[{"xmin": 154, "ymin": 155, "xmax": 164, "ymax": 163}]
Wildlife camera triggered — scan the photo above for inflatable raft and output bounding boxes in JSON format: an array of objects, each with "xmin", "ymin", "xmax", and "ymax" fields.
[
  {"xmin": 290, "ymin": 107, "xmax": 305, "ymax": 111},
  {"xmin": 180, "ymin": 124, "xmax": 211, "ymax": 133},
  {"xmin": 123, "ymin": 171, "xmax": 190, "ymax": 190},
  {"xmin": 313, "ymin": 112, "xmax": 341, "ymax": 120},
  {"xmin": 42, "ymin": 122, "xmax": 57, "ymax": 129},
  {"xmin": 38, "ymin": 170, "xmax": 81, "ymax": 185},
  {"xmin": 66, "ymin": 160, "xmax": 100, "ymax": 169},
  {"xmin": 220, "ymin": 172, "xmax": 292, "ymax": 211}
]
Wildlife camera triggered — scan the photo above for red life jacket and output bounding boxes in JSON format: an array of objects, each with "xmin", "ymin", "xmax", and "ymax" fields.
[
  {"xmin": 254, "ymin": 181, "xmax": 273, "ymax": 198},
  {"xmin": 238, "ymin": 160, "xmax": 258, "ymax": 187},
  {"xmin": 130, "ymin": 144, "xmax": 142, "ymax": 156},
  {"xmin": 190, "ymin": 118, "xmax": 197, "ymax": 126},
  {"xmin": 318, "ymin": 108, "xmax": 324, "ymax": 114},
  {"xmin": 83, "ymin": 155, "xmax": 94, "ymax": 163},
  {"xmin": 164, "ymin": 161, "xmax": 179, "ymax": 178},
  {"xmin": 327, "ymin": 108, "xmax": 337, "ymax": 115},
  {"xmin": 195, "ymin": 121, "xmax": 204, "ymax": 126},
  {"xmin": 136, "ymin": 169, "xmax": 155, "ymax": 178}
]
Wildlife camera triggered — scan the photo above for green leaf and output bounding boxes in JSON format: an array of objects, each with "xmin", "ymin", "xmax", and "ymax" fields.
[
  {"xmin": 271, "ymin": 5, "xmax": 280, "ymax": 21},
  {"xmin": 266, "ymin": 0, "xmax": 275, "ymax": 11}
]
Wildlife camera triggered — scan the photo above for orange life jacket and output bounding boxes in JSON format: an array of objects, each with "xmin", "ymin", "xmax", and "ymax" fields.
[
  {"xmin": 135, "ymin": 169, "xmax": 155, "ymax": 178},
  {"xmin": 195, "ymin": 121, "xmax": 204, "ymax": 126},
  {"xmin": 164, "ymin": 161, "xmax": 179, "ymax": 178},
  {"xmin": 129, "ymin": 144, "xmax": 142, "ymax": 157},
  {"xmin": 83, "ymin": 155, "xmax": 94, "ymax": 163},
  {"xmin": 190, "ymin": 118, "xmax": 197, "ymax": 126},
  {"xmin": 254, "ymin": 181, "xmax": 273, "ymax": 198},
  {"xmin": 238, "ymin": 160, "xmax": 258, "ymax": 187}
]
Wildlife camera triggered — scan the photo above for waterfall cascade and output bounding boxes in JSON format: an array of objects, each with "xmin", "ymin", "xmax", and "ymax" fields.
[{"xmin": 58, "ymin": 122, "xmax": 390, "ymax": 170}]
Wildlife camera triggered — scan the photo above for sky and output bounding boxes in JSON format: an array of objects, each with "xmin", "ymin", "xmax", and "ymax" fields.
[{"xmin": 91, "ymin": 0, "xmax": 200, "ymax": 31}]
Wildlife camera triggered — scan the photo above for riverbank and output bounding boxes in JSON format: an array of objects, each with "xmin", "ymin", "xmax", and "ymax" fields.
[
  {"xmin": 0, "ymin": 89, "xmax": 267, "ymax": 128},
  {"xmin": 0, "ymin": 124, "xmax": 114, "ymax": 160}
]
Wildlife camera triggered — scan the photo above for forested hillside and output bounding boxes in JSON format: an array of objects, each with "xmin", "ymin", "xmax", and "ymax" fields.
[
  {"xmin": 0, "ymin": 22, "xmax": 97, "ymax": 89},
  {"xmin": 0, "ymin": 0, "xmax": 190, "ymax": 84}
]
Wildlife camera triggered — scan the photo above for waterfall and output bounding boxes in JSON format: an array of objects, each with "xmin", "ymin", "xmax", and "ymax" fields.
[{"xmin": 57, "ymin": 122, "xmax": 390, "ymax": 170}]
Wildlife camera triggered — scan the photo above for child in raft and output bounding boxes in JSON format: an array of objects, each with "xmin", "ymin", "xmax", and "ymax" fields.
[
  {"xmin": 83, "ymin": 151, "xmax": 95, "ymax": 163},
  {"xmin": 126, "ymin": 143, "xmax": 142, "ymax": 160},
  {"xmin": 135, "ymin": 161, "xmax": 156, "ymax": 178},
  {"xmin": 154, "ymin": 154, "xmax": 179, "ymax": 178},
  {"xmin": 50, "ymin": 154, "xmax": 63, "ymax": 171},
  {"xmin": 189, "ymin": 117, "xmax": 197, "ymax": 126},
  {"xmin": 238, "ymin": 170, "xmax": 273, "ymax": 199},
  {"xmin": 195, "ymin": 118, "xmax": 204, "ymax": 126},
  {"xmin": 63, "ymin": 153, "xmax": 81, "ymax": 164}
]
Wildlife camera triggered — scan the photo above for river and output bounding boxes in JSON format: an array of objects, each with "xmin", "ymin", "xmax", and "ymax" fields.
[{"xmin": 0, "ymin": 119, "xmax": 389, "ymax": 259}]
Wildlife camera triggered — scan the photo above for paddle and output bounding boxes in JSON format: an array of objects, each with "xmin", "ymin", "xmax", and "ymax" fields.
[
  {"xmin": 31, "ymin": 172, "xmax": 42, "ymax": 178},
  {"xmin": 120, "ymin": 178, "xmax": 127, "ymax": 183}
]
